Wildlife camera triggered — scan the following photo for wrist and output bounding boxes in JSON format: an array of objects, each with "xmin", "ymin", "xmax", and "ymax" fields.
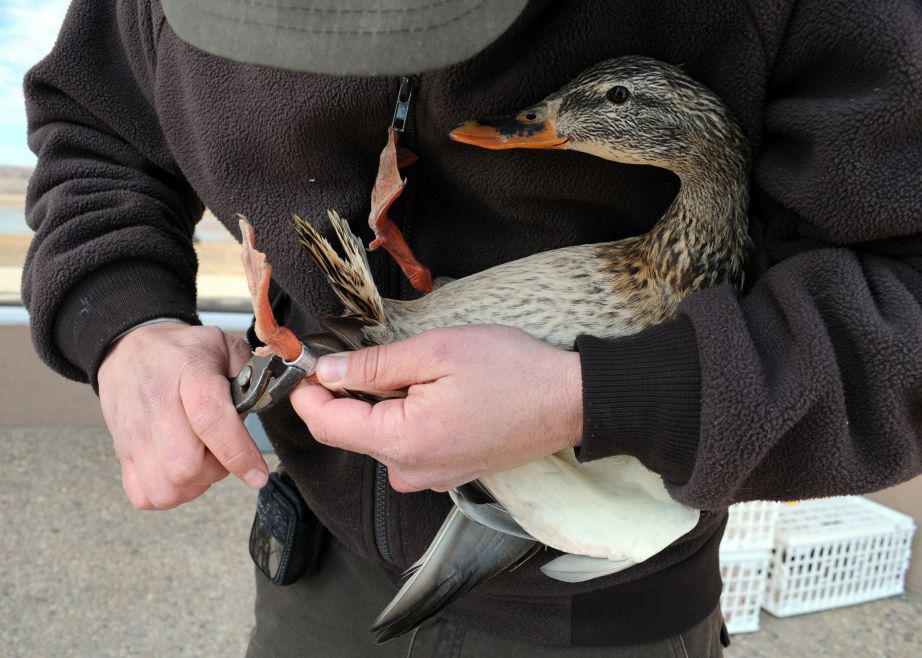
[
  {"xmin": 50, "ymin": 261, "xmax": 200, "ymax": 387},
  {"xmin": 111, "ymin": 317, "xmax": 191, "ymax": 343},
  {"xmin": 100, "ymin": 319, "xmax": 191, "ymax": 380},
  {"xmin": 558, "ymin": 350, "xmax": 584, "ymax": 450}
]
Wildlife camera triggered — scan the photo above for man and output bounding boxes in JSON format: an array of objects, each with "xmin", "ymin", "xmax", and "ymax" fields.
[{"xmin": 23, "ymin": 0, "xmax": 922, "ymax": 655}]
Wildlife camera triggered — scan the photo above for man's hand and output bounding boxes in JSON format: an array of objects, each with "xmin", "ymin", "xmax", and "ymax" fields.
[
  {"xmin": 98, "ymin": 322, "xmax": 268, "ymax": 509},
  {"xmin": 290, "ymin": 325, "xmax": 582, "ymax": 492}
]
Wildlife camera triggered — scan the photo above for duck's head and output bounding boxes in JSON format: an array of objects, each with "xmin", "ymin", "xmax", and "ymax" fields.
[{"xmin": 450, "ymin": 56, "xmax": 747, "ymax": 176}]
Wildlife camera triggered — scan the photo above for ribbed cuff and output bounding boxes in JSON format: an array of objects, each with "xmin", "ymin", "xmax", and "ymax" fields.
[
  {"xmin": 53, "ymin": 260, "xmax": 200, "ymax": 388},
  {"xmin": 574, "ymin": 316, "xmax": 701, "ymax": 485}
]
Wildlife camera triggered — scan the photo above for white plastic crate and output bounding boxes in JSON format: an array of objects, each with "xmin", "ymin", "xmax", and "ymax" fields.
[
  {"xmin": 763, "ymin": 496, "xmax": 915, "ymax": 617},
  {"xmin": 722, "ymin": 501, "xmax": 780, "ymax": 551},
  {"xmin": 719, "ymin": 548, "xmax": 771, "ymax": 634}
]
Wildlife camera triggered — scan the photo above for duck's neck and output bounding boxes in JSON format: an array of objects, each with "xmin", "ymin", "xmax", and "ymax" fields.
[{"xmin": 640, "ymin": 150, "xmax": 750, "ymax": 292}]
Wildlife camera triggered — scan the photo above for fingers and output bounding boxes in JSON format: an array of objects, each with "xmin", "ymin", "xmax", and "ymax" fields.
[
  {"xmin": 290, "ymin": 381, "xmax": 380, "ymax": 453},
  {"xmin": 292, "ymin": 329, "xmax": 463, "ymax": 492},
  {"xmin": 120, "ymin": 455, "xmax": 214, "ymax": 510},
  {"xmin": 179, "ymin": 356, "xmax": 268, "ymax": 489},
  {"xmin": 313, "ymin": 329, "xmax": 454, "ymax": 392},
  {"xmin": 290, "ymin": 380, "xmax": 410, "ymax": 462},
  {"xmin": 386, "ymin": 469, "xmax": 462, "ymax": 494},
  {"xmin": 110, "ymin": 368, "xmax": 231, "ymax": 500},
  {"xmin": 115, "ymin": 405, "xmax": 230, "ymax": 509},
  {"xmin": 197, "ymin": 450, "xmax": 231, "ymax": 485},
  {"xmin": 121, "ymin": 459, "xmax": 151, "ymax": 509},
  {"xmin": 156, "ymin": 432, "xmax": 229, "ymax": 488},
  {"xmin": 292, "ymin": 325, "xmax": 580, "ymax": 497},
  {"xmin": 101, "ymin": 323, "xmax": 267, "ymax": 512},
  {"xmin": 224, "ymin": 333, "xmax": 254, "ymax": 376},
  {"xmin": 387, "ymin": 470, "xmax": 423, "ymax": 493},
  {"xmin": 115, "ymin": 408, "xmax": 229, "ymax": 508},
  {"xmin": 293, "ymin": 380, "xmax": 456, "ymax": 492}
]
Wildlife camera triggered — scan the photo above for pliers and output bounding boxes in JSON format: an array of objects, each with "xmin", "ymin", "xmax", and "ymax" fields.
[{"xmin": 231, "ymin": 345, "xmax": 318, "ymax": 415}]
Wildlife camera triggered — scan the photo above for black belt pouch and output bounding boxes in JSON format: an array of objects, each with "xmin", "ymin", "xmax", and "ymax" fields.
[{"xmin": 249, "ymin": 470, "xmax": 325, "ymax": 586}]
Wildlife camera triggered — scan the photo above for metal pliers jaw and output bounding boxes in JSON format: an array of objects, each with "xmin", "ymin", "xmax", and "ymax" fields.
[{"xmin": 231, "ymin": 345, "xmax": 317, "ymax": 415}]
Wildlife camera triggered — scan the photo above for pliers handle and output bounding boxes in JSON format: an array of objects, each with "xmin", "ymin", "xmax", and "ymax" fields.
[{"xmin": 231, "ymin": 346, "xmax": 317, "ymax": 415}]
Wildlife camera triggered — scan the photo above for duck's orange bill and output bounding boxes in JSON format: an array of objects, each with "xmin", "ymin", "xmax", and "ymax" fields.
[{"xmin": 449, "ymin": 118, "xmax": 567, "ymax": 150}]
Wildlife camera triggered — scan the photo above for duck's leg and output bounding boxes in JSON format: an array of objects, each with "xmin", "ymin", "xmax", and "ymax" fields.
[
  {"xmin": 367, "ymin": 128, "xmax": 433, "ymax": 294},
  {"xmin": 238, "ymin": 217, "xmax": 303, "ymax": 363}
]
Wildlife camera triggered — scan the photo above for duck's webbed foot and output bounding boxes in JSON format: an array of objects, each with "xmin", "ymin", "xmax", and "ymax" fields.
[
  {"xmin": 238, "ymin": 217, "xmax": 303, "ymax": 363},
  {"xmin": 368, "ymin": 128, "xmax": 433, "ymax": 294}
]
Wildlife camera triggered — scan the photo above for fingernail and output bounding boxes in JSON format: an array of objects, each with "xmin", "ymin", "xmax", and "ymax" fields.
[
  {"xmin": 243, "ymin": 469, "xmax": 268, "ymax": 489},
  {"xmin": 316, "ymin": 353, "xmax": 348, "ymax": 385}
]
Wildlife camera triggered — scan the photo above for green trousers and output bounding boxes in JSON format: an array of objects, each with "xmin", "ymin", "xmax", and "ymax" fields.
[{"xmin": 246, "ymin": 537, "xmax": 727, "ymax": 657}]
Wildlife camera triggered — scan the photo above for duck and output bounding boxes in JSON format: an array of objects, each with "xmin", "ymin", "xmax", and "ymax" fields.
[{"xmin": 239, "ymin": 55, "xmax": 751, "ymax": 644}]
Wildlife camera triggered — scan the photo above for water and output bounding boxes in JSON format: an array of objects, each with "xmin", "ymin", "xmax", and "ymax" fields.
[{"xmin": 0, "ymin": 206, "xmax": 29, "ymax": 234}]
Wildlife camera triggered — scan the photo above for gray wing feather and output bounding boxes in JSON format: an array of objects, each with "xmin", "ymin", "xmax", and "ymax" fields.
[
  {"xmin": 449, "ymin": 483, "xmax": 536, "ymax": 541},
  {"xmin": 371, "ymin": 507, "xmax": 536, "ymax": 643}
]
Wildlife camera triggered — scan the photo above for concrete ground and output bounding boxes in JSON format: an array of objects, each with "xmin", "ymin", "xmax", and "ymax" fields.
[
  {"xmin": 2, "ymin": 426, "xmax": 921, "ymax": 657},
  {"xmin": 0, "ymin": 426, "xmax": 274, "ymax": 658}
]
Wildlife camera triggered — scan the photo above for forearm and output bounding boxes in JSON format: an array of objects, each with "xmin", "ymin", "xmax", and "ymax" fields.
[
  {"xmin": 576, "ymin": 249, "xmax": 922, "ymax": 510},
  {"xmin": 682, "ymin": 249, "xmax": 922, "ymax": 507},
  {"xmin": 23, "ymin": 0, "xmax": 203, "ymax": 385}
]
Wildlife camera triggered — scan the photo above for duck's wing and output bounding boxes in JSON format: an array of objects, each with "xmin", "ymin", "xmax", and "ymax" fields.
[
  {"xmin": 373, "ymin": 455, "xmax": 693, "ymax": 643},
  {"xmin": 319, "ymin": 315, "xmax": 372, "ymax": 351},
  {"xmin": 449, "ymin": 482, "xmax": 536, "ymax": 540},
  {"xmin": 450, "ymin": 483, "xmax": 636, "ymax": 582},
  {"xmin": 371, "ymin": 507, "xmax": 537, "ymax": 644},
  {"xmin": 480, "ymin": 451, "xmax": 700, "ymax": 564}
]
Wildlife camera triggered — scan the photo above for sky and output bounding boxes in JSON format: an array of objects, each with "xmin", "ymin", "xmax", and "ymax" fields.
[{"xmin": 0, "ymin": 0, "xmax": 70, "ymax": 166}]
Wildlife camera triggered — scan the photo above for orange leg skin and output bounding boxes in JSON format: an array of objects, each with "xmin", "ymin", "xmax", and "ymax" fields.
[
  {"xmin": 370, "ymin": 220, "xmax": 433, "ymax": 293},
  {"xmin": 367, "ymin": 129, "xmax": 433, "ymax": 294},
  {"xmin": 238, "ymin": 218, "xmax": 303, "ymax": 363}
]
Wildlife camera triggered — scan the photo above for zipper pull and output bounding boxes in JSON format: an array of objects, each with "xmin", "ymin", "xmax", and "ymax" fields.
[{"xmin": 391, "ymin": 75, "xmax": 417, "ymax": 133}]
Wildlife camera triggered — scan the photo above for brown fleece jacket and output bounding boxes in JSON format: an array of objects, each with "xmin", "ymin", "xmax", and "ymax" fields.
[{"xmin": 22, "ymin": 0, "xmax": 922, "ymax": 646}]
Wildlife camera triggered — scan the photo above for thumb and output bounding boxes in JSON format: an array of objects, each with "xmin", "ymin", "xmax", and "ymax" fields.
[{"xmin": 315, "ymin": 332, "xmax": 448, "ymax": 391}]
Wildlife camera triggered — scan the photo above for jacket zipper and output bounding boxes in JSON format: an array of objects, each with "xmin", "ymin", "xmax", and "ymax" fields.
[
  {"xmin": 374, "ymin": 74, "xmax": 419, "ymax": 564},
  {"xmin": 396, "ymin": 74, "xmax": 419, "ymax": 301},
  {"xmin": 374, "ymin": 461, "xmax": 393, "ymax": 562}
]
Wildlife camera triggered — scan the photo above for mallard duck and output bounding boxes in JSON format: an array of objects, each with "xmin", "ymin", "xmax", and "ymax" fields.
[{"xmin": 241, "ymin": 55, "xmax": 750, "ymax": 643}]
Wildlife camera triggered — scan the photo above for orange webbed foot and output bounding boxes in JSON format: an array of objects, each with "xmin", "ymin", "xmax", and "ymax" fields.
[
  {"xmin": 238, "ymin": 217, "xmax": 303, "ymax": 363},
  {"xmin": 367, "ymin": 128, "xmax": 433, "ymax": 294}
]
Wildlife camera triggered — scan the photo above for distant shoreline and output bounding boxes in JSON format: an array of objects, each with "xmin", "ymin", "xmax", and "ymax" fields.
[
  {"xmin": 0, "ymin": 165, "xmax": 32, "ymax": 196},
  {"xmin": 0, "ymin": 193, "xmax": 25, "ymax": 211},
  {"xmin": 0, "ymin": 165, "xmax": 249, "ymax": 307}
]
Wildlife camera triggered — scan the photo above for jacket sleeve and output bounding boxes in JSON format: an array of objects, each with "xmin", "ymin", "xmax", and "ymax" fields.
[
  {"xmin": 22, "ymin": 0, "xmax": 202, "ymax": 386},
  {"xmin": 574, "ymin": 0, "xmax": 922, "ymax": 509}
]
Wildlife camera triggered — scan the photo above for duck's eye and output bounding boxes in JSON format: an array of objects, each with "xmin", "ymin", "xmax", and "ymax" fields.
[{"xmin": 606, "ymin": 86, "xmax": 630, "ymax": 104}]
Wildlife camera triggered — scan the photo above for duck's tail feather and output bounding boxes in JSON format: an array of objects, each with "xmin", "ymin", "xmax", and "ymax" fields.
[
  {"xmin": 292, "ymin": 210, "xmax": 386, "ymax": 326},
  {"xmin": 371, "ymin": 507, "xmax": 537, "ymax": 644}
]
